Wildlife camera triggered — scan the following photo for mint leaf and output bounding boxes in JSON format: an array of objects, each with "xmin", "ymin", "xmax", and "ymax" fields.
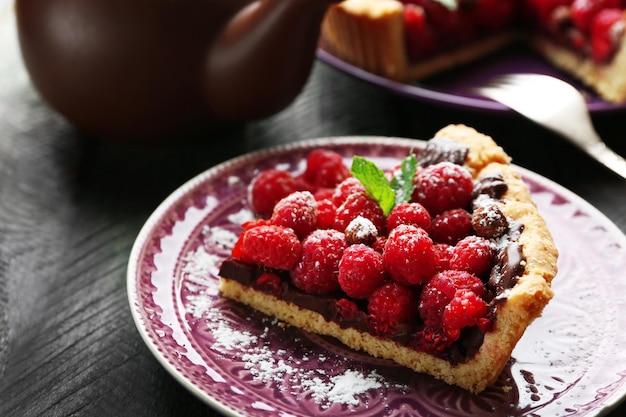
[
  {"xmin": 350, "ymin": 156, "xmax": 395, "ymax": 216},
  {"xmin": 390, "ymin": 151, "xmax": 417, "ymax": 207}
]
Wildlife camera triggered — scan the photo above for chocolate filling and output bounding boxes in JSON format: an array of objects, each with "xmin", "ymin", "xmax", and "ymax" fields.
[{"xmin": 489, "ymin": 241, "xmax": 525, "ymax": 297}]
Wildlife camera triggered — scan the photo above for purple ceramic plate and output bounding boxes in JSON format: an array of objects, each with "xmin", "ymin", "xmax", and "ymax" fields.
[
  {"xmin": 317, "ymin": 46, "xmax": 626, "ymax": 113},
  {"xmin": 128, "ymin": 137, "xmax": 626, "ymax": 417}
]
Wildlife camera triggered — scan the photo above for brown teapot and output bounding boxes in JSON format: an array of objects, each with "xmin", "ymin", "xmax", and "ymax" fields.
[{"xmin": 15, "ymin": 0, "xmax": 340, "ymax": 143}]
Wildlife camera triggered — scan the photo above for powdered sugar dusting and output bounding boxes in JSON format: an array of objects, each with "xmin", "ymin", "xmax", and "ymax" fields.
[{"xmin": 189, "ymin": 301, "xmax": 406, "ymax": 408}]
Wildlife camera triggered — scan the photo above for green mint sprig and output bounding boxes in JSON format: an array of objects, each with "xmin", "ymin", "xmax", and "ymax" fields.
[{"xmin": 350, "ymin": 151, "xmax": 417, "ymax": 216}]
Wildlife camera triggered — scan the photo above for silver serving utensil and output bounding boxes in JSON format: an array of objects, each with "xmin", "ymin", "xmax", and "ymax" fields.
[{"xmin": 476, "ymin": 73, "xmax": 626, "ymax": 180}]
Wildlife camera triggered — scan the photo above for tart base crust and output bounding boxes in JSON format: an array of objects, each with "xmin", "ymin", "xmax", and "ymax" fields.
[{"xmin": 219, "ymin": 124, "xmax": 558, "ymax": 394}]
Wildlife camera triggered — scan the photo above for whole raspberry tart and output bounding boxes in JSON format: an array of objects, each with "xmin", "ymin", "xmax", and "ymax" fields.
[
  {"xmin": 219, "ymin": 124, "xmax": 558, "ymax": 394},
  {"xmin": 320, "ymin": 0, "xmax": 626, "ymax": 103}
]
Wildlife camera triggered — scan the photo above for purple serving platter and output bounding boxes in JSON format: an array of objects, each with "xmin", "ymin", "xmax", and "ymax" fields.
[
  {"xmin": 128, "ymin": 137, "xmax": 626, "ymax": 417},
  {"xmin": 317, "ymin": 46, "xmax": 626, "ymax": 113}
]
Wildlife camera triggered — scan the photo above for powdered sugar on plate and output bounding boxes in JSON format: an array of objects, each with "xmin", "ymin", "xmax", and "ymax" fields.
[{"xmin": 188, "ymin": 296, "xmax": 405, "ymax": 409}]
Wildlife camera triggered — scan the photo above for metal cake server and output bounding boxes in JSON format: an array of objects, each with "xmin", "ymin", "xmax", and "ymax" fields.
[{"xmin": 476, "ymin": 73, "xmax": 626, "ymax": 180}]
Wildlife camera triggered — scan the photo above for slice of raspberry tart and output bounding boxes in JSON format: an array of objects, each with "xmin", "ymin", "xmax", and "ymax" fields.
[{"xmin": 218, "ymin": 124, "xmax": 558, "ymax": 394}]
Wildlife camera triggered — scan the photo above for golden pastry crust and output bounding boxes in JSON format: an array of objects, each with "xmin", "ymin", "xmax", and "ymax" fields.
[
  {"xmin": 321, "ymin": 0, "xmax": 409, "ymax": 80},
  {"xmin": 219, "ymin": 124, "xmax": 558, "ymax": 393}
]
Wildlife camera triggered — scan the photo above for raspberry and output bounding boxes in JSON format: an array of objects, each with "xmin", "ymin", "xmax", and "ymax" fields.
[
  {"xmin": 472, "ymin": 201, "xmax": 509, "ymax": 238},
  {"xmin": 404, "ymin": 4, "xmax": 437, "ymax": 61},
  {"xmin": 421, "ymin": 2, "xmax": 474, "ymax": 46},
  {"xmin": 432, "ymin": 243, "xmax": 454, "ymax": 272},
  {"xmin": 313, "ymin": 187, "xmax": 335, "ymax": 201},
  {"xmin": 367, "ymin": 282, "xmax": 416, "ymax": 335},
  {"xmin": 303, "ymin": 149, "xmax": 350, "ymax": 189},
  {"xmin": 290, "ymin": 229, "xmax": 346, "ymax": 294},
  {"xmin": 590, "ymin": 8, "xmax": 625, "ymax": 62},
  {"xmin": 412, "ymin": 162, "xmax": 473, "ymax": 215},
  {"xmin": 315, "ymin": 198, "xmax": 337, "ymax": 230},
  {"xmin": 571, "ymin": 0, "xmax": 620, "ymax": 33},
  {"xmin": 335, "ymin": 192, "xmax": 386, "ymax": 234},
  {"xmin": 429, "ymin": 208, "xmax": 473, "ymax": 245},
  {"xmin": 249, "ymin": 169, "xmax": 299, "ymax": 217},
  {"xmin": 416, "ymin": 326, "xmax": 455, "ymax": 353},
  {"xmin": 338, "ymin": 244, "xmax": 387, "ymax": 299},
  {"xmin": 386, "ymin": 202, "xmax": 431, "ymax": 231},
  {"xmin": 418, "ymin": 270, "xmax": 486, "ymax": 328},
  {"xmin": 256, "ymin": 272, "xmax": 283, "ymax": 294},
  {"xmin": 344, "ymin": 216, "xmax": 378, "ymax": 246},
  {"xmin": 235, "ymin": 225, "xmax": 302, "ymax": 270},
  {"xmin": 372, "ymin": 236, "xmax": 387, "ymax": 254},
  {"xmin": 270, "ymin": 191, "xmax": 318, "ymax": 238},
  {"xmin": 336, "ymin": 298, "xmax": 361, "ymax": 320},
  {"xmin": 442, "ymin": 289, "xmax": 489, "ymax": 341},
  {"xmin": 240, "ymin": 218, "xmax": 272, "ymax": 230},
  {"xmin": 449, "ymin": 235, "xmax": 495, "ymax": 277},
  {"xmin": 331, "ymin": 177, "xmax": 367, "ymax": 206},
  {"xmin": 383, "ymin": 224, "xmax": 436, "ymax": 285}
]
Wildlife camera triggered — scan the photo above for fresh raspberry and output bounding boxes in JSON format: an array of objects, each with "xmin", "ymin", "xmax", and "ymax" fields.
[
  {"xmin": 429, "ymin": 208, "xmax": 473, "ymax": 245},
  {"xmin": 344, "ymin": 216, "xmax": 378, "ymax": 246},
  {"xmin": 270, "ymin": 191, "xmax": 318, "ymax": 238},
  {"xmin": 302, "ymin": 149, "xmax": 350, "ymax": 189},
  {"xmin": 404, "ymin": 4, "xmax": 437, "ymax": 61},
  {"xmin": 449, "ymin": 235, "xmax": 495, "ymax": 277},
  {"xmin": 590, "ymin": 8, "xmax": 625, "ymax": 62},
  {"xmin": 256, "ymin": 272, "xmax": 283, "ymax": 294},
  {"xmin": 235, "ymin": 225, "xmax": 302, "ymax": 270},
  {"xmin": 432, "ymin": 243, "xmax": 454, "ymax": 272},
  {"xmin": 334, "ymin": 192, "xmax": 386, "ymax": 234},
  {"xmin": 372, "ymin": 236, "xmax": 387, "ymax": 254},
  {"xmin": 420, "ymin": 1, "xmax": 475, "ymax": 46},
  {"xmin": 386, "ymin": 202, "xmax": 431, "ymax": 231},
  {"xmin": 367, "ymin": 282, "xmax": 416, "ymax": 335},
  {"xmin": 571, "ymin": 0, "xmax": 620, "ymax": 33},
  {"xmin": 290, "ymin": 229, "xmax": 346, "ymax": 294},
  {"xmin": 315, "ymin": 198, "xmax": 337, "ymax": 230},
  {"xmin": 249, "ymin": 169, "xmax": 299, "ymax": 217},
  {"xmin": 412, "ymin": 162, "xmax": 473, "ymax": 215},
  {"xmin": 383, "ymin": 224, "xmax": 436, "ymax": 285},
  {"xmin": 338, "ymin": 244, "xmax": 387, "ymax": 299},
  {"xmin": 442, "ymin": 289, "xmax": 489, "ymax": 341},
  {"xmin": 471, "ymin": 201, "xmax": 509, "ymax": 238},
  {"xmin": 313, "ymin": 187, "xmax": 335, "ymax": 201},
  {"xmin": 418, "ymin": 270, "xmax": 486, "ymax": 328},
  {"xmin": 416, "ymin": 326, "xmax": 455, "ymax": 353},
  {"xmin": 231, "ymin": 220, "xmax": 272, "ymax": 261},
  {"xmin": 240, "ymin": 218, "xmax": 272, "ymax": 230},
  {"xmin": 331, "ymin": 177, "xmax": 367, "ymax": 206},
  {"xmin": 336, "ymin": 298, "xmax": 362, "ymax": 321}
]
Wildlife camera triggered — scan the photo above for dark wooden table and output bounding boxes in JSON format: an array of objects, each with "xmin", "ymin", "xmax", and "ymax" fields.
[{"xmin": 1, "ymin": 5, "xmax": 626, "ymax": 417}]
